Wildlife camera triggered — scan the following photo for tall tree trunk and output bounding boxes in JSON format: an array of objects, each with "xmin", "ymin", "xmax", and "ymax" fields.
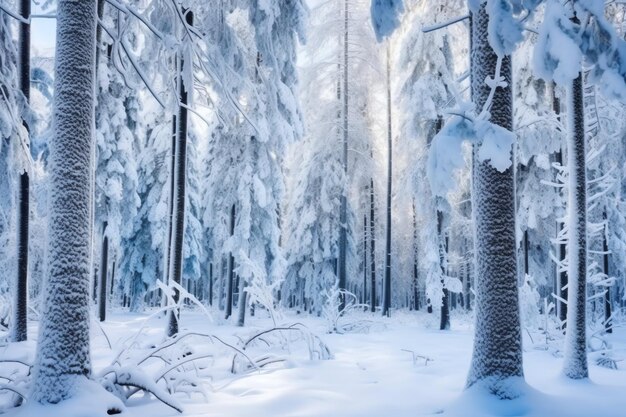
[
  {"xmin": 603, "ymin": 211, "xmax": 612, "ymax": 334},
  {"xmin": 98, "ymin": 222, "xmax": 108, "ymax": 322},
  {"xmin": 562, "ymin": 66, "xmax": 588, "ymax": 379},
  {"xmin": 412, "ymin": 200, "xmax": 419, "ymax": 311},
  {"xmin": 434, "ymin": 116, "xmax": 449, "ymax": 330},
  {"xmin": 369, "ymin": 178, "xmax": 376, "ymax": 312},
  {"xmin": 363, "ymin": 214, "xmax": 367, "ymax": 305},
  {"xmin": 382, "ymin": 42, "xmax": 393, "ymax": 317},
  {"xmin": 337, "ymin": 0, "xmax": 349, "ymax": 310},
  {"xmin": 225, "ymin": 204, "xmax": 236, "ymax": 319},
  {"xmin": 31, "ymin": 0, "xmax": 98, "ymax": 403},
  {"xmin": 466, "ymin": 3, "xmax": 524, "ymax": 396},
  {"xmin": 552, "ymin": 84, "xmax": 567, "ymax": 326},
  {"xmin": 438, "ymin": 209, "xmax": 450, "ymax": 330},
  {"xmin": 12, "ymin": 0, "xmax": 31, "ymax": 343},
  {"xmin": 167, "ymin": 10, "xmax": 193, "ymax": 337},
  {"xmin": 165, "ymin": 115, "xmax": 176, "ymax": 288}
]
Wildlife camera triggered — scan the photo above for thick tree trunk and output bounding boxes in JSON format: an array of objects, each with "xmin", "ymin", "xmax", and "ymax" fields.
[
  {"xmin": 382, "ymin": 43, "xmax": 393, "ymax": 317},
  {"xmin": 562, "ymin": 69, "xmax": 588, "ymax": 379},
  {"xmin": 466, "ymin": 3, "xmax": 524, "ymax": 396},
  {"xmin": 98, "ymin": 222, "xmax": 108, "ymax": 322},
  {"xmin": 12, "ymin": 0, "xmax": 31, "ymax": 344},
  {"xmin": 31, "ymin": 0, "xmax": 98, "ymax": 403},
  {"xmin": 167, "ymin": 10, "xmax": 193, "ymax": 338}
]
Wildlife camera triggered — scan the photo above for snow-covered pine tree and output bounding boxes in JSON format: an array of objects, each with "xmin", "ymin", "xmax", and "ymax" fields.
[
  {"xmin": 395, "ymin": 0, "xmax": 462, "ymax": 321},
  {"xmin": 94, "ymin": 11, "xmax": 141, "ymax": 319}
]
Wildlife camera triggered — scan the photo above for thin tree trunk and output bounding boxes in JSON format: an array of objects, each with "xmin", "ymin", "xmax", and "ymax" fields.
[
  {"xmin": 412, "ymin": 200, "xmax": 419, "ymax": 311},
  {"xmin": 603, "ymin": 211, "xmax": 612, "ymax": 333},
  {"xmin": 370, "ymin": 178, "xmax": 376, "ymax": 312},
  {"xmin": 12, "ymin": 0, "xmax": 31, "ymax": 343},
  {"xmin": 209, "ymin": 262, "xmax": 214, "ymax": 306},
  {"xmin": 553, "ymin": 84, "xmax": 567, "ymax": 326},
  {"xmin": 99, "ymin": 222, "xmax": 108, "ymax": 322},
  {"xmin": 363, "ymin": 214, "xmax": 367, "ymax": 305},
  {"xmin": 31, "ymin": 0, "xmax": 98, "ymax": 403},
  {"xmin": 237, "ymin": 278, "xmax": 247, "ymax": 327},
  {"xmin": 562, "ymin": 67, "xmax": 588, "ymax": 379},
  {"xmin": 438, "ymin": 209, "xmax": 450, "ymax": 330},
  {"xmin": 466, "ymin": 3, "xmax": 524, "ymax": 395},
  {"xmin": 225, "ymin": 204, "xmax": 236, "ymax": 319},
  {"xmin": 337, "ymin": 0, "xmax": 349, "ymax": 310},
  {"xmin": 167, "ymin": 10, "xmax": 193, "ymax": 337},
  {"xmin": 382, "ymin": 42, "xmax": 393, "ymax": 317}
]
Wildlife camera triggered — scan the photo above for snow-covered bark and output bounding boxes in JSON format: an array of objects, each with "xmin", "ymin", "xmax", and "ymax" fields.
[
  {"xmin": 562, "ymin": 72, "xmax": 588, "ymax": 379},
  {"xmin": 31, "ymin": 0, "xmax": 98, "ymax": 403},
  {"xmin": 167, "ymin": 10, "xmax": 193, "ymax": 337},
  {"xmin": 465, "ymin": 2, "xmax": 524, "ymax": 397},
  {"xmin": 13, "ymin": 0, "xmax": 31, "ymax": 343}
]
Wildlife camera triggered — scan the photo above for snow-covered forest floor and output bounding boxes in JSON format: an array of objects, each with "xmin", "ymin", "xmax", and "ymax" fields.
[{"xmin": 4, "ymin": 309, "xmax": 626, "ymax": 417}]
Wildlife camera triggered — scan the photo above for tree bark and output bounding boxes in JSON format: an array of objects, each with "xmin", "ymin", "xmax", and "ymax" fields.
[
  {"xmin": 562, "ymin": 68, "xmax": 588, "ymax": 380},
  {"xmin": 370, "ymin": 178, "xmax": 376, "ymax": 312},
  {"xmin": 12, "ymin": 0, "xmax": 31, "ymax": 344},
  {"xmin": 603, "ymin": 211, "xmax": 612, "ymax": 334},
  {"xmin": 98, "ymin": 222, "xmax": 108, "ymax": 322},
  {"xmin": 225, "ymin": 204, "xmax": 236, "ymax": 319},
  {"xmin": 337, "ymin": 0, "xmax": 349, "ymax": 310},
  {"xmin": 31, "ymin": 0, "xmax": 98, "ymax": 403},
  {"xmin": 167, "ymin": 10, "xmax": 193, "ymax": 338},
  {"xmin": 466, "ymin": 3, "xmax": 524, "ymax": 396},
  {"xmin": 382, "ymin": 42, "xmax": 393, "ymax": 317},
  {"xmin": 552, "ymin": 85, "xmax": 567, "ymax": 326}
]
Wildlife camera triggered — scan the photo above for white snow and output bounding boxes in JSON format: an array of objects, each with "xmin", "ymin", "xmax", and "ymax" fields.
[{"xmin": 4, "ymin": 310, "xmax": 626, "ymax": 417}]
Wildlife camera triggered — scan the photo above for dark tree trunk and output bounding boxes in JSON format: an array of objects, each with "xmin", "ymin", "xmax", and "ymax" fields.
[
  {"xmin": 225, "ymin": 204, "xmax": 236, "ymax": 319},
  {"xmin": 167, "ymin": 10, "xmax": 193, "ymax": 338},
  {"xmin": 603, "ymin": 211, "xmax": 612, "ymax": 333},
  {"xmin": 99, "ymin": 222, "xmax": 108, "ymax": 322},
  {"xmin": 363, "ymin": 214, "xmax": 367, "ymax": 305},
  {"xmin": 412, "ymin": 201, "xmax": 419, "ymax": 311},
  {"xmin": 12, "ymin": 0, "xmax": 31, "ymax": 343},
  {"xmin": 208, "ymin": 262, "xmax": 214, "ymax": 306},
  {"xmin": 370, "ymin": 178, "xmax": 376, "ymax": 312},
  {"xmin": 382, "ymin": 43, "xmax": 392, "ymax": 317},
  {"xmin": 438, "ymin": 210, "xmax": 450, "ymax": 330},
  {"xmin": 553, "ymin": 85, "xmax": 567, "ymax": 326}
]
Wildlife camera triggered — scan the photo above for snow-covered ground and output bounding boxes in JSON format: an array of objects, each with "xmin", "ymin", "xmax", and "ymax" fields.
[{"xmin": 3, "ymin": 309, "xmax": 626, "ymax": 417}]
